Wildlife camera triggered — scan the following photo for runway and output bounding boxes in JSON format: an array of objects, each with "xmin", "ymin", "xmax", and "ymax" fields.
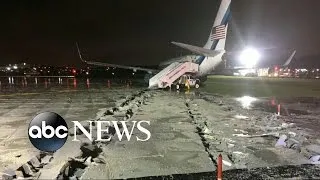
[
  {"xmin": 0, "ymin": 77, "xmax": 320, "ymax": 179},
  {"xmin": 0, "ymin": 77, "xmax": 140, "ymax": 174}
]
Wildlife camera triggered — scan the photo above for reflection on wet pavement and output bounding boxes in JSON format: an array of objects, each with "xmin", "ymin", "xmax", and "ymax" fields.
[
  {"xmin": 236, "ymin": 96, "xmax": 258, "ymax": 109},
  {"xmin": 0, "ymin": 77, "xmax": 141, "ymax": 93}
]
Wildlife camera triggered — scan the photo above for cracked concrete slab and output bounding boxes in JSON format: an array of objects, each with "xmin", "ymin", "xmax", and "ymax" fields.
[
  {"xmin": 2, "ymin": 79, "xmax": 320, "ymax": 179},
  {"xmin": 0, "ymin": 81, "xmax": 139, "ymax": 176},
  {"xmin": 82, "ymin": 92, "xmax": 215, "ymax": 179}
]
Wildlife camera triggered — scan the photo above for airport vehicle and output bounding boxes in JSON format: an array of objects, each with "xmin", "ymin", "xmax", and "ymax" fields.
[
  {"xmin": 175, "ymin": 75, "xmax": 200, "ymax": 90},
  {"xmin": 77, "ymin": 0, "xmax": 231, "ymax": 89}
]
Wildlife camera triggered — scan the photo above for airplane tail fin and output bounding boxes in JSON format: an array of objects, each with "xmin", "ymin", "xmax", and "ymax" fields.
[
  {"xmin": 76, "ymin": 42, "xmax": 86, "ymax": 63},
  {"xmin": 283, "ymin": 50, "xmax": 296, "ymax": 67},
  {"xmin": 170, "ymin": 0, "xmax": 231, "ymax": 56},
  {"xmin": 203, "ymin": 0, "xmax": 231, "ymax": 51}
]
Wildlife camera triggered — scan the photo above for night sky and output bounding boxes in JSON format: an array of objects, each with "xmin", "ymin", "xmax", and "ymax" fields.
[{"xmin": 0, "ymin": 0, "xmax": 320, "ymax": 67}]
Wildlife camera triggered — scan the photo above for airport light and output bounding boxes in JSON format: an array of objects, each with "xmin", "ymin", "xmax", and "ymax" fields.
[
  {"xmin": 13, "ymin": 65, "xmax": 18, "ymax": 69},
  {"xmin": 6, "ymin": 67, "xmax": 11, "ymax": 71},
  {"xmin": 239, "ymin": 48, "xmax": 260, "ymax": 68}
]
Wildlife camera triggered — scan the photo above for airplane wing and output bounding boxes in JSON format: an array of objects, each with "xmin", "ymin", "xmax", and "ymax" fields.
[
  {"xmin": 76, "ymin": 43, "xmax": 158, "ymax": 74},
  {"xmin": 171, "ymin": 41, "xmax": 224, "ymax": 57},
  {"xmin": 283, "ymin": 50, "xmax": 296, "ymax": 67}
]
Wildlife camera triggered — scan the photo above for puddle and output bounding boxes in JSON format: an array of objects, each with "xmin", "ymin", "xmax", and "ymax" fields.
[
  {"xmin": 235, "ymin": 96, "xmax": 258, "ymax": 109},
  {"xmin": 246, "ymin": 97, "xmax": 315, "ymax": 116},
  {"xmin": 278, "ymin": 97, "xmax": 320, "ymax": 104},
  {"xmin": 234, "ymin": 115, "xmax": 249, "ymax": 119},
  {"xmin": 286, "ymin": 108, "xmax": 310, "ymax": 115}
]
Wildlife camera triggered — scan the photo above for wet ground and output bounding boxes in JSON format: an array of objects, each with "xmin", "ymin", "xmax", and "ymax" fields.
[
  {"xmin": 0, "ymin": 77, "xmax": 140, "ymax": 175},
  {"xmin": 0, "ymin": 76, "xmax": 320, "ymax": 179},
  {"xmin": 203, "ymin": 75, "xmax": 320, "ymax": 97}
]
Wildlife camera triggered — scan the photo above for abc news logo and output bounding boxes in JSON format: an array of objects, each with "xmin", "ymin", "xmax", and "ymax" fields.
[{"xmin": 28, "ymin": 112, "xmax": 150, "ymax": 152}]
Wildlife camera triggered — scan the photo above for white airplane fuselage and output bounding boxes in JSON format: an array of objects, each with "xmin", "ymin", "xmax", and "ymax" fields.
[{"xmin": 157, "ymin": 52, "xmax": 224, "ymax": 79}]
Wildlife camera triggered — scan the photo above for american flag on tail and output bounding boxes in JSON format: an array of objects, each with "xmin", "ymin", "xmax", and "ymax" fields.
[{"xmin": 211, "ymin": 25, "xmax": 226, "ymax": 41}]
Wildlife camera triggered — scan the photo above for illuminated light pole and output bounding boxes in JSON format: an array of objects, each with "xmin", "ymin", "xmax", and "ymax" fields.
[{"xmin": 239, "ymin": 48, "xmax": 261, "ymax": 68}]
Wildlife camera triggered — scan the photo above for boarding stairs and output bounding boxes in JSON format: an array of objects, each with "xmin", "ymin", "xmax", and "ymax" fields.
[{"xmin": 148, "ymin": 62, "xmax": 199, "ymax": 89}]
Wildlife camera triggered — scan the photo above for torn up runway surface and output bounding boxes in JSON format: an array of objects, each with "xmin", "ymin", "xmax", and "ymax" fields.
[
  {"xmin": 1, "ymin": 86, "xmax": 320, "ymax": 179},
  {"xmin": 80, "ymin": 90, "xmax": 320, "ymax": 179},
  {"xmin": 81, "ymin": 92, "xmax": 215, "ymax": 179},
  {"xmin": 0, "ymin": 86, "xmax": 139, "ymax": 177}
]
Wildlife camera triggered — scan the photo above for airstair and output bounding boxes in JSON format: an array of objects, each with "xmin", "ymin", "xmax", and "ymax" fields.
[{"xmin": 148, "ymin": 62, "xmax": 199, "ymax": 89}]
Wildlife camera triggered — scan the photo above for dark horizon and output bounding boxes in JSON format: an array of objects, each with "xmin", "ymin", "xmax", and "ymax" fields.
[{"xmin": 1, "ymin": 0, "xmax": 320, "ymax": 67}]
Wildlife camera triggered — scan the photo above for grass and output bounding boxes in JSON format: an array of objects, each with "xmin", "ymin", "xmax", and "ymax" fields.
[{"xmin": 203, "ymin": 76, "xmax": 320, "ymax": 98}]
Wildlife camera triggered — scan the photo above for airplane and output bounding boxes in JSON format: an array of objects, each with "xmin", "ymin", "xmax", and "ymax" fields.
[
  {"xmin": 232, "ymin": 50, "xmax": 296, "ymax": 76},
  {"xmin": 267, "ymin": 50, "xmax": 297, "ymax": 77},
  {"xmin": 283, "ymin": 50, "xmax": 296, "ymax": 68},
  {"xmin": 76, "ymin": 0, "xmax": 232, "ymax": 88}
]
